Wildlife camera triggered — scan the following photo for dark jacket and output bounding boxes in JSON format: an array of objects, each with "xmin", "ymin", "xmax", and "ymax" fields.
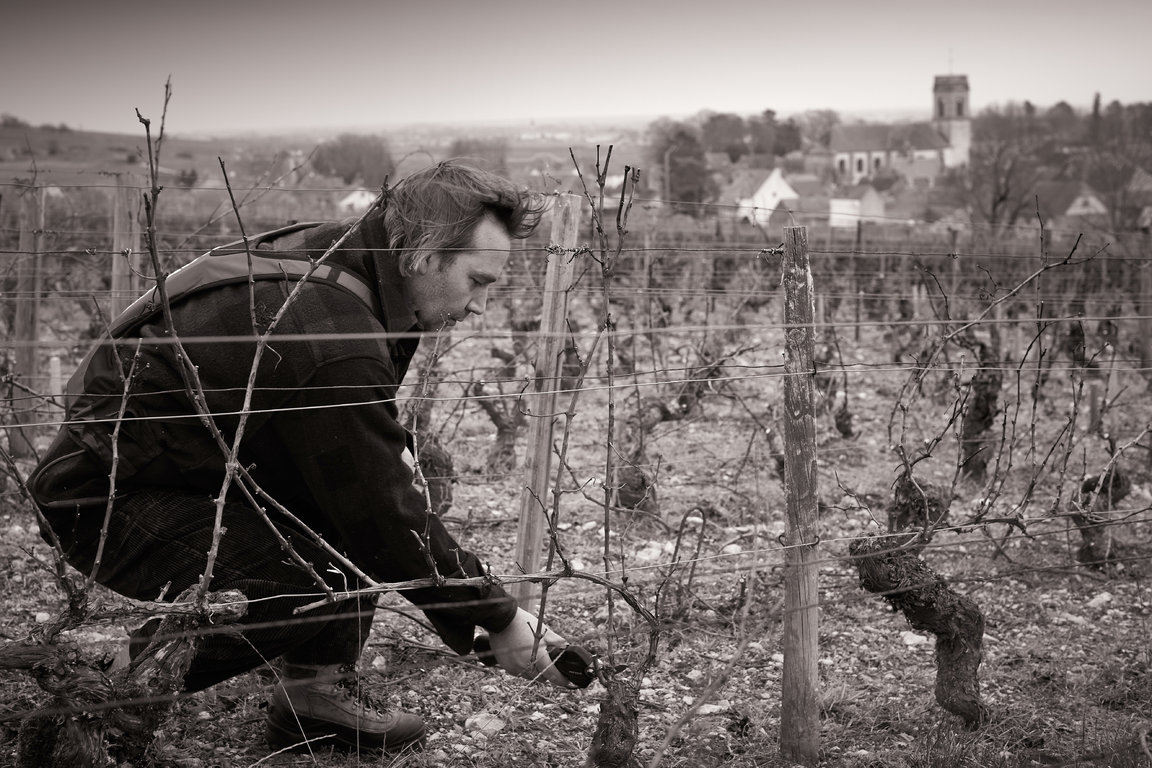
[{"xmin": 29, "ymin": 207, "xmax": 515, "ymax": 653}]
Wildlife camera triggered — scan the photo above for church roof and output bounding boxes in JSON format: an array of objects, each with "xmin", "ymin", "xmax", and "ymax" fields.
[
  {"xmin": 829, "ymin": 124, "xmax": 890, "ymax": 152},
  {"xmin": 889, "ymin": 123, "xmax": 950, "ymax": 151},
  {"xmin": 829, "ymin": 122, "xmax": 949, "ymax": 153}
]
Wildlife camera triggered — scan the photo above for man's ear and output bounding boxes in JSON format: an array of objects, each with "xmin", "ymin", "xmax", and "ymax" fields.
[
  {"xmin": 412, "ymin": 250, "xmax": 432, "ymax": 275},
  {"xmin": 406, "ymin": 246, "xmax": 435, "ymax": 277},
  {"xmin": 405, "ymin": 233, "xmax": 439, "ymax": 276}
]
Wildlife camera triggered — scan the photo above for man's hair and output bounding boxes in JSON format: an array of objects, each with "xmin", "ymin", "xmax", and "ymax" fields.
[{"xmin": 384, "ymin": 159, "xmax": 546, "ymax": 275}]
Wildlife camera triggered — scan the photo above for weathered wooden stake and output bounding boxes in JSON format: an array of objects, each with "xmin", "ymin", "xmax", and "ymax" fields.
[
  {"xmin": 1140, "ymin": 226, "xmax": 1152, "ymax": 376},
  {"xmin": 780, "ymin": 226, "xmax": 820, "ymax": 765},
  {"xmin": 110, "ymin": 173, "xmax": 143, "ymax": 317},
  {"xmin": 10, "ymin": 185, "xmax": 45, "ymax": 458},
  {"xmin": 48, "ymin": 356, "xmax": 62, "ymax": 415},
  {"xmin": 511, "ymin": 193, "xmax": 582, "ymax": 608},
  {"xmin": 949, "ymin": 227, "xmax": 960, "ymax": 298}
]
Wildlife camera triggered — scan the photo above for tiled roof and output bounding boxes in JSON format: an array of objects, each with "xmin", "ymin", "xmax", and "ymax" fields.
[
  {"xmin": 1032, "ymin": 181, "xmax": 1100, "ymax": 219},
  {"xmin": 888, "ymin": 123, "xmax": 949, "ymax": 151},
  {"xmin": 715, "ymin": 169, "xmax": 773, "ymax": 206},
  {"xmin": 829, "ymin": 122, "xmax": 948, "ymax": 153},
  {"xmin": 786, "ymin": 173, "xmax": 827, "ymax": 197},
  {"xmin": 1127, "ymin": 167, "xmax": 1152, "ymax": 196},
  {"xmin": 829, "ymin": 124, "xmax": 891, "ymax": 153}
]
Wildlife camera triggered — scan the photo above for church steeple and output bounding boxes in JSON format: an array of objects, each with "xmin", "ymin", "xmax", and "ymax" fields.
[
  {"xmin": 933, "ymin": 74, "xmax": 971, "ymax": 168},
  {"xmin": 934, "ymin": 75, "xmax": 970, "ymax": 121}
]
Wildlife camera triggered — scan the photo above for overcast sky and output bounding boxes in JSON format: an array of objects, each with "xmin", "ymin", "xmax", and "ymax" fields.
[{"xmin": 3, "ymin": 0, "xmax": 1148, "ymax": 136}]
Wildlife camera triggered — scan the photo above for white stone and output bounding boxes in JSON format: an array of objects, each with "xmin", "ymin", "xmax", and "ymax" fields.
[
  {"xmin": 635, "ymin": 545, "xmax": 663, "ymax": 562},
  {"xmin": 1086, "ymin": 592, "xmax": 1113, "ymax": 610},
  {"xmin": 465, "ymin": 713, "xmax": 505, "ymax": 736},
  {"xmin": 697, "ymin": 703, "xmax": 728, "ymax": 715},
  {"xmin": 900, "ymin": 630, "xmax": 930, "ymax": 646}
]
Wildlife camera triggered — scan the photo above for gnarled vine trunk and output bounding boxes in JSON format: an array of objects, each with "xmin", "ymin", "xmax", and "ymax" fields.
[{"xmin": 849, "ymin": 534, "xmax": 988, "ymax": 728}]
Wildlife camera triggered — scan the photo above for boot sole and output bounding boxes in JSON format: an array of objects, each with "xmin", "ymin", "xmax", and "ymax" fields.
[{"xmin": 267, "ymin": 709, "xmax": 425, "ymax": 754}]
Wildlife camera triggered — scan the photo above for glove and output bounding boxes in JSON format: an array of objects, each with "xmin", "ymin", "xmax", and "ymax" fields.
[{"xmin": 484, "ymin": 607, "xmax": 571, "ymax": 687}]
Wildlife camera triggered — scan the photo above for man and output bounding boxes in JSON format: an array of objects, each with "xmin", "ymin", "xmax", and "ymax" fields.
[{"xmin": 29, "ymin": 160, "xmax": 573, "ymax": 753}]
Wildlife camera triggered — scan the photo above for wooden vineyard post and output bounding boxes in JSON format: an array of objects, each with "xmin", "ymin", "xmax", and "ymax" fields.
[
  {"xmin": 780, "ymin": 226, "xmax": 820, "ymax": 765},
  {"xmin": 853, "ymin": 219, "xmax": 866, "ymax": 340},
  {"xmin": 511, "ymin": 193, "xmax": 582, "ymax": 608},
  {"xmin": 949, "ymin": 226, "xmax": 961, "ymax": 298},
  {"xmin": 1140, "ymin": 226, "xmax": 1152, "ymax": 375},
  {"xmin": 110, "ymin": 172, "xmax": 143, "ymax": 316},
  {"xmin": 10, "ymin": 185, "xmax": 45, "ymax": 458}
]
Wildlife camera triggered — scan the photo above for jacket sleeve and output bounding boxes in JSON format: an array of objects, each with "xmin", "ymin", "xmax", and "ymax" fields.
[{"xmin": 267, "ymin": 351, "xmax": 516, "ymax": 654}]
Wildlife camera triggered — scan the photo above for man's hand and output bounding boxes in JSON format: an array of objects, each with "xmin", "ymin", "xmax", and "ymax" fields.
[{"xmin": 486, "ymin": 607, "xmax": 570, "ymax": 687}]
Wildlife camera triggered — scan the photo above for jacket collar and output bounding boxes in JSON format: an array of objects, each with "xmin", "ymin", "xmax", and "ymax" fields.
[
  {"xmin": 343, "ymin": 207, "xmax": 418, "ymax": 338},
  {"xmin": 254, "ymin": 214, "xmax": 419, "ymax": 348}
]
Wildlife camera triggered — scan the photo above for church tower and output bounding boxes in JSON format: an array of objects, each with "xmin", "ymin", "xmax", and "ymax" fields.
[{"xmin": 933, "ymin": 75, "xmax": 970, "ymax": 168}]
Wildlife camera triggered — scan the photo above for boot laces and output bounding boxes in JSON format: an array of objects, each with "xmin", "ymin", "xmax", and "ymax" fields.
[{"xmin": 332, "ymin": 664, "xmax": 389, "ymax": 714}]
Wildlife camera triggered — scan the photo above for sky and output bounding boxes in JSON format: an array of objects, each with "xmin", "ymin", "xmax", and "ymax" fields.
[{"xmin": 3, "ymin": 0, "xmax": 1149, "ymax": 136}]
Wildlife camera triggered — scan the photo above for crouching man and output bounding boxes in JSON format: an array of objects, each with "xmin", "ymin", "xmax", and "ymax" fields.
[{"xmin": 29, "ymin": 160, "xmax": 575, "ymax": 753}]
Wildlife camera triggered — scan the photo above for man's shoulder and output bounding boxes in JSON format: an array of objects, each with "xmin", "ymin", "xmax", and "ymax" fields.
[{"xmin": 254, "ymin": 221, "xmax": 355, "ymax": 254}]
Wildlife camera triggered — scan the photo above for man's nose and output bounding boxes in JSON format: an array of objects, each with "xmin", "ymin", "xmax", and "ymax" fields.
[{"xmin": 466, "ymin": 287, "xmax": 489, "ymax": 316}]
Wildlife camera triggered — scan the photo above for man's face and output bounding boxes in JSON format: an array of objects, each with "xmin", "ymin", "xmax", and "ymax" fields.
[{"xmin": 405, "ymin": 213, "xmax": 511, "ymax": 331}]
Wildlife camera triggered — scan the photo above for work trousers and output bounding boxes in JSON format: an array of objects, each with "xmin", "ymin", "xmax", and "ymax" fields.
[{"xmin": 44, "ymin": 488, "xmax": 375, "ymax": 691}]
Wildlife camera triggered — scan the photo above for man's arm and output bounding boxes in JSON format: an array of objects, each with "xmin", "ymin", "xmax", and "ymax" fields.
[{"xmin": 269, "ymin": 351, "xmax": 516, "ymax": 653}]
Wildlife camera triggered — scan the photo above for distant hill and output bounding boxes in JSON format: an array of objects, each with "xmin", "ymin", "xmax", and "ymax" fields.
[
  {"xmin": 0, "ymin": 117, "xmax": 653, "ymax": 192},
  {"xmin": 0, "ymin": 121, "xmax": 309, "ymax": 189}
]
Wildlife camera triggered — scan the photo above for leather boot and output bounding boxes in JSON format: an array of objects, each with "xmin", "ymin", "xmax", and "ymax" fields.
[{"xmin": 266, "ymin": 663, "xmax": 425, "ymax": 753}]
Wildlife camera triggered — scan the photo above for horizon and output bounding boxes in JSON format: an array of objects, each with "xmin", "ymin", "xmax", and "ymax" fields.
[{"xmin": 1, "ymin": 100, "xmax": 1111, "ymax": 145}]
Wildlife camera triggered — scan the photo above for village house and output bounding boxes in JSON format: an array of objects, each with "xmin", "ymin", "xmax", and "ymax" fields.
[
  {"xmin": 729, "ymin": 167, "xmax": 799, "ymax": 225},
  {"xmin": 1133, "ymin": 167, "xmax": 1152, "ymax": 230},
  {"xmin": 829, "ymin": 184, "xmax": 886, "ymax": 229},
  {"xmin": 1113, "ymin": 166, "xmax": 1152, "ymax": 229},
  {"xmin": 1031, "ymin": 181, "xmax": 1109, "ymax": 230}
]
